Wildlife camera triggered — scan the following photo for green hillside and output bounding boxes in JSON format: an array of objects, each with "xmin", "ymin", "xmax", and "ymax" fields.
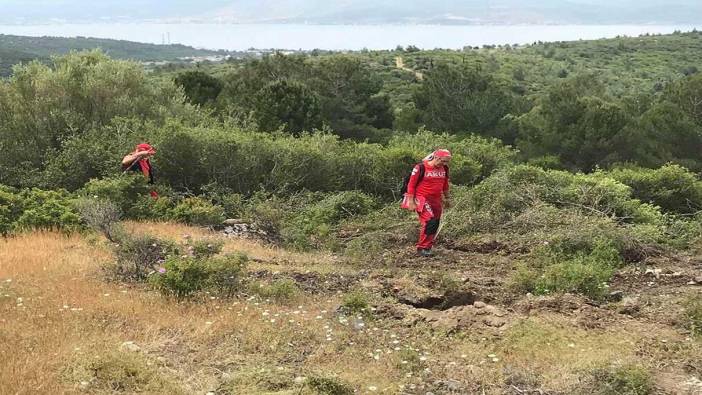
[{"xmin": 0, "ymin": 34, "xmax": 226, "ymax": 76}]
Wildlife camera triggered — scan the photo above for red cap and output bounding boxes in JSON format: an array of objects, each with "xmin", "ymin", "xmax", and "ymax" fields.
[
  {"xmin": 434, "ymin": 149, "xmax": 452, "ymax": 158},
  {"xmin": 136, "ymin": 143, "xmax": 155, "ymax": 153}
]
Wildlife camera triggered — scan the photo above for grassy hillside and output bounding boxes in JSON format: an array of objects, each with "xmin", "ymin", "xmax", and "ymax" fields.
[
  {"xmin": 2, "ymin": 29, "xmax": 702, "ymax": 394},
  {"xmin": 0, "ymin": 34, "xmax": 227, "ymax": 76},
  {"xmin": 2, "ymin": 221, "xmax": 701, "ymax": 394}
]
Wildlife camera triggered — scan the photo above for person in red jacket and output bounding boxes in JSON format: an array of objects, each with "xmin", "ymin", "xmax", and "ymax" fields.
[
  {"xmin": 401, "ymin": 149, "xmax": 452, "ymax": 257},
  {"xmin": 122, "ymin": 143, "xmax": 159, "ymax": 199}
]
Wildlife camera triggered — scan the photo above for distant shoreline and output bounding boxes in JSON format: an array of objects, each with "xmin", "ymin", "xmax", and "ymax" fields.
[{"xmin": 1, "ymin": 23, "xmax": 699, "ymax": 51}]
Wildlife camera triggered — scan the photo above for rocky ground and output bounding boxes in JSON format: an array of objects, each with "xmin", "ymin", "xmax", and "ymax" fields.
[{"xmin": 1, "ymin": 222, "xmax": 701, "ymax": 394}]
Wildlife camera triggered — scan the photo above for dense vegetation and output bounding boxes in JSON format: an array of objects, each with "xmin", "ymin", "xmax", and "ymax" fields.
[{"xmin": 2, "ymin": 31, "xmax": 702, "ymax": 302}]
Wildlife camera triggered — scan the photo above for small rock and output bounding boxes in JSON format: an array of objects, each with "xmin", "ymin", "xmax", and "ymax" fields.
[
  {"xmin": 79, "ymin": 381, "xmax": 90, "ymax": 390},
  {"xmin": 294, "ymin": 376, "xmax": 307, "ymax": 385},
  {"xmin": 473, "ymin": 301, "xmax": 487, "ymax": 309},
  {"xmin": 120, "ymin": 341, "xmax": 140, "ymax": 352},
  {"xmin": 645, "ymin": 268, "xmax": 662, "ymax": 279},
  {"xmin": 617, "ymin": 296, "xmax": 640, "ymax": 315},
  {"xmin": 608, "ymin": 290, "xmax": 624, "ymax": 302},
  {"xmin": 694, "ymin": 276, "xmax": 702, "ymax": 285},
  {"xmin": 434, "ymin": 379, "xmax": 464, "ymax": 392}
]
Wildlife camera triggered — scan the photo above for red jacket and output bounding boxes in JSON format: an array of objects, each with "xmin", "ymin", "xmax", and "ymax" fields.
[{"xmin": 406, "ymin": 160, "xmax": 449, "ymax": 198}]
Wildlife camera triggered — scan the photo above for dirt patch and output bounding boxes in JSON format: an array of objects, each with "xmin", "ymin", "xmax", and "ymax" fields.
[
  {"xmin": 377, "ymin": 301, "xmax": 510, "ymax": 334},
  {"xmin": 381, "ymin": 273, "xmax": 478, "ymax": 310}
]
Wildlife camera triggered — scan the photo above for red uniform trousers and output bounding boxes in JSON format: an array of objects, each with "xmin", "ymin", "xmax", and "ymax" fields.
[{"xmin": 416, "ymin": 194, "xmax": 443, "ymax": 250}]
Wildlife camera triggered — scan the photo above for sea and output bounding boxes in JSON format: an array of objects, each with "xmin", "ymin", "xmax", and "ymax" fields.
[{"xmin": 0, "ymin": 23, "xmax": 699, "ymax": 51}]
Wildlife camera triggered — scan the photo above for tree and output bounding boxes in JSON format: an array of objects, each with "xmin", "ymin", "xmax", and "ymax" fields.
[
  {"xmin": 253, "ymin": 79, "xmax": 321, "ymax": 134},
  {"xmin": 174, "ymin": 70, "xmax": 223, "ymax": 107},
  {"xmin": 516, "ymin": 74, "xmax": 630, "ymax": 170},
  {"xmin": 413, "ymin": 63, "xmax": 514, "ymax": 136}
]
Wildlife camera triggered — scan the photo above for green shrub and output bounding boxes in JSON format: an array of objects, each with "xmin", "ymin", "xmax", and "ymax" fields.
[
  {"xmin": 151, "ymin": 253, "xmax": 247, "ymax": 298},
  {"xmin": 205, "ymin": 253, "xmax": 248, "ymax": 296},
  {"xmin": 151, "ymin": 256, "xmax": 210, "ymax": 298},
  {"xmin": 201, "ymin": 182, "xmax": 245, "ymax": 218},
  {"xmin": 243, "ymin": 193, "xmax": 288, "ymax": 239},
  {"xmin": 250, "ymin": 279, "xmax": 300, "ymax": 302},
  {"xmin": 683, "ymin": 295, "xmax": 702, "ymax": 337},
  {"xmin": 0, "ymin": 186, "xmax": 22, "ymax": 234},
  {"xmin": 282, "ymin": 191, "xmax": 378, "ymax": 251},
  {"xmin": 169, "ymin": 197, "xmax": 225, "ymax": 226},
  {"xmin": 188, "ymin": 239, "xmax": 224, "ymax": 259},
  {"xmin": 512, "ymin": 239, "xmax": 621, "ymax": 300},
  {"xmin": 341, "ymin": 204, "xmax": 415, "ymax": 260},
  {"xmin": 14, "ymin": 188, "xmax": 81, "ymax": 232},
  {"xmin": 341, "ymin": 290, "xmax": 370, "ymax": 316},
  {"xmin": 576, "ymin": 364, "xmax": 654, "ymax": 395},
  {"xmin": 609, "ymin": 164, "xmax": 702, "ymax": 214},
  {"xmin": 80, "ymin": 175, "xmax": 152, "ymax": 214},
  {"xmin": 307, "ymin": 375, "xmax": 354, "ymax": 395},
  {"xmin": 217, "ymin": 366, "xmax": 296, "ymax": 394},
  {"xmin": 460, "ymin": 165, "xmax": 665, "ymax": 239},
  {"xmin": 127, "ymin": 194, "xmax": 175, "ymax": 220},
  {"xmin": 111, "ymin": 233, "xmax": 180, "ymax": 281}
]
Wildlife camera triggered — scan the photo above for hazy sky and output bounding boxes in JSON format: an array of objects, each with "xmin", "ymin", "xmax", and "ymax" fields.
[{"xmin": 2, "ymin": 0, "xmax": 701, "ymax": 24}]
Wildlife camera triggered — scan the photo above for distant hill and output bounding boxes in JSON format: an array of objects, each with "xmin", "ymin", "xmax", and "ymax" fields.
[
  {"xmin": 3, "ymin": 0, "xmax": 702, "ymax": 25},
  {"xmin": 0, "ymin": 34, "xmax": 226, "ymax": 77},
  {"xmin": 201, "ymin": 0, "xmax": 702, "ymax": 25}
]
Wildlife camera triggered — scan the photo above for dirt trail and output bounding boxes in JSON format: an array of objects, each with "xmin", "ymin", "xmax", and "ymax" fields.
[{"xmin": 395, "ymin": 55, "xmax": 424, "ymax": 80}]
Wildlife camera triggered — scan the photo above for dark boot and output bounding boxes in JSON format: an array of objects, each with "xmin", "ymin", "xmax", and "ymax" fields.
[{"xmin": 417, "ymin": 248, "xmax": 434, "ymax": 257}]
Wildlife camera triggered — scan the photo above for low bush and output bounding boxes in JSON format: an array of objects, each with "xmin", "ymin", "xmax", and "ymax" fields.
[
  {"xmin": 512, "ymin": 238, "xmax": 622, "ymax": 300},
  {"xmin": 217, "ymin": 366, "xmax": 296, "ymax": 394},
  {"xmin": 201, "ymin": 182, "xmax": 245, "ymax": 219},
  {"xmin": 467, "ymin": 165, "xmax": 664, "ymax": 232},
  {"xmin": 307, "ymin": 375, "xmax": 355, "ymax": 395},
  {"xmin": 111, "ymin": 233, "xmax": 180, "ymax": 281},
  {"xmin": 75, "ymin": 197, "xmax": 122, "ymax": 242},
  {"xmin": 127, "ymin": 194, "xmax": 175, "ymax": 221},
  {"xmin": 282, "ymin": 191, "xmax": 378, "ymax": 251},
  {"xmin": 151, "ymin": 256, "xmax": 210, "ymax": 298},
  {"xmin": 340, "ymin": 204, "xmax": 414, "ymax": 260},
  {"xmin": 249, "ymin": 279, "xmax": 300, "ymax": 302},
  {"xmin": 80, "ymin": 175, "xmax": 152, "ymax": 214},
  {"xmin": 13, "ymin": 188, "xmax": 81, "ymax": 232},
  {"xmin": 609, "ymin": 164, "xmax": 702, "ymax": 214},
  {"xmin": 0, "ymin": 185, "xmax": 22, "ymax": 234},
  {"xmin": 169, "ymin": 197, "xmax": 226, "ymax": 226},
  {"xmin": 575, "ymin": 364, "xmax": 654, "ymax": 395},
  {"xmin": 341, "ymin": 290, "xmax": 371, "ymax": 317},
  {"xmin": 150, "ymin": 253, "xmax": 247, "ymax": 298},
  {"xmin": 187, "ymin": 239, "xmax": 224, "ymax": 259},
  {"xmin": 205, "ymin": 253, "xmax": 248, "ymax": 296},
  {"xmin": 683, "ymin": 294, "xmax": 702, "ymax": 337}
]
